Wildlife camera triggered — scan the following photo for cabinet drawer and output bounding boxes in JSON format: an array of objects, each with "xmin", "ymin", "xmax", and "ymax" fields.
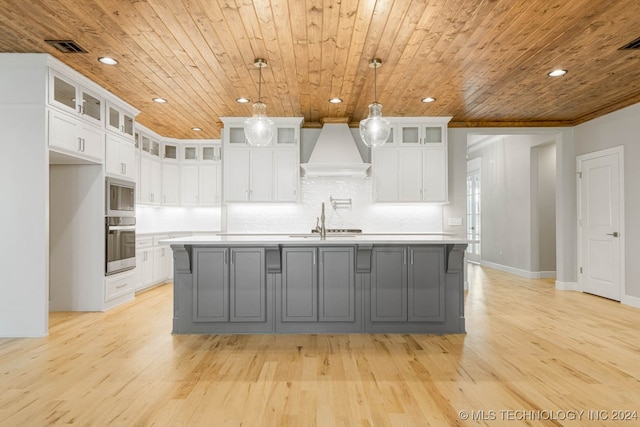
[
  {"xmin": 105, "ymin": 271, "xmax": 135, "ymax": 302},
  {"xmin": 136, "ymin": 236, "xmax": 153, "ymax": 248}
]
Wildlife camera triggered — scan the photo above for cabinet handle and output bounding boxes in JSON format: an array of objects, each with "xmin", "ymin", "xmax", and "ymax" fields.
[
  {"xmin": 410, "ymin": 249, "xmax": 414, "ymax": 265},
  {"xmin": 78, "ymin": 137, "xmax": 82, "ymax": 151},
  {"xmin": 403, "ymin": 249, "xmax": 407, "ymax": 265},
  {"xmin": 116, "ymin": 282, "xmax": 129, "ymax": 289},
  {"xmin": 143, "ymin": 251, "xmax": 147, "ymax": 261},
  {"xmin": 313, "ymin": 251, "xmax": 316, "ymax": 265},
  {"xmin": 224, "ymin": 250, "xmax": 228, "ymax": 265},
  {"xmin": 77, "ymin": 105, "xmax": 82, "ymax": 114}
]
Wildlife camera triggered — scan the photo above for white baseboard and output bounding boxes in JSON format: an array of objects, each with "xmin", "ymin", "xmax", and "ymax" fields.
[
  {"xmin": 481, "ymin": 261, "xmax": 556, "ymax": 280},
  {"xmin": 555, "ymin": 281, "xmax": 579, "ymax": 291},
  {"xmin": 622, "ymin": 294, "xmax": 640, "ymax": 309}
]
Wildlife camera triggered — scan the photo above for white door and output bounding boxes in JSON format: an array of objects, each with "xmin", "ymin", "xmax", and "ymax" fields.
[
  {"xmin": 466, "ymin": 162, "xmax": 481, "ymax": 263},
  {"xmin": 578, "ymin": 147, "xmax": 624, "ymax": 301}
]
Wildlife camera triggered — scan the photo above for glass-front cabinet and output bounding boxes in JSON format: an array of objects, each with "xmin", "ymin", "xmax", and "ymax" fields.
[
  {"xmin": 398, "ymin": 123, "xmax": 444, "ymax": 146},
  {"xmin": 49, "ymin": 71, "xmax": 104, "ymax": 126},
  {"xmin": 106, "ymin": 102, "xmax": 135, "ymax": 139}
]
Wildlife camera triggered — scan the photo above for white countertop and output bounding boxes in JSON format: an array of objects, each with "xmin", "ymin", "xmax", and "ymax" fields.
[{"xmin": 161, "ymin": 233, "xmax": 470, "ymax": 246}]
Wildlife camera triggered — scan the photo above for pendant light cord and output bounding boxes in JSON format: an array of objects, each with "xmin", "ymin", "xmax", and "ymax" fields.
[
  {"xmin": 373, "ymin": 60, "xmax": 377, "ymax": 103},
  {"xmin": 258, "ymin": 61, "xmax": 262, "ymax": 103}
]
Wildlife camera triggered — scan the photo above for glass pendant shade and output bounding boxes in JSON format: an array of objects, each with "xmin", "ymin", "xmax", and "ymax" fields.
[
  {"xmin": 244, "ymin": 101, "xmax": 275, "ymax": 147},
  {"xmin": 359, "ymin": 102, "xmax": 391, "ymax": 148},
  {"xmin": 243, "ymin": 58, "xmax": 274, "ymax": 147}
]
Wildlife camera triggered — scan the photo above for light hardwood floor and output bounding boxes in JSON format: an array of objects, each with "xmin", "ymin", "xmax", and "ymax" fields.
[{"xmin": 1, "ymin": 265, "xmax": 639, "ymax": 426}]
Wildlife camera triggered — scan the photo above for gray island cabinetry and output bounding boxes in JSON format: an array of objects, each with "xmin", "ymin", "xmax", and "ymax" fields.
[{"xmin": 167, "ymin": 236, "xmax": 467, "ymax": 334}]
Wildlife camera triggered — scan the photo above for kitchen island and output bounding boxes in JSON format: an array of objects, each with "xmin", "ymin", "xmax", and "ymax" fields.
[{"xmin": 163, "ymin": 235, "xmax": 468, "ymax": 334}]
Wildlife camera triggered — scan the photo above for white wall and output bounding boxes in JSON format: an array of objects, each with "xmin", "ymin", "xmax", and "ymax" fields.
[
  {"xmin": 225, "ymin": 177, "xmax": 444, "ymax": 233},
  {"xmin": 534, "ymin": 143, "xmax": 557, "ymax": 272},
  {"xmin": 574, "ymin": 103, "xmax": 640, "ymax": 300},
  {"xmin": 450, "ymin": 127, "xmax": 576, "ymax": 284},
  {"xmin": 467, "ymin": 134, "xmax": 554, "ymax": 274},
  {"xmin": 0, "ymin": 55, "xmax": 49, "ymax": 336},
  {"xmin": 136, "ymin": 206, "xmax": 222, "ymax": 234}
]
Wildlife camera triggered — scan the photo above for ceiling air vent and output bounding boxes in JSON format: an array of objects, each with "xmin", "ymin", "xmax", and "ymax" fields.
[
  {"xmin": 619, "ymin": 36, "xmax": 640, "ymax": 50},
  {"xmin": 45, "ymin": 39, "xmax": 88, "ymax": 53}
]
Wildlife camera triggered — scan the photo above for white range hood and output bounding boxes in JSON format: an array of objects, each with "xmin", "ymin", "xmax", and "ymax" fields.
[{"xmin": 300, "ymin": 119, "xmax": 371, "ymax": 178}]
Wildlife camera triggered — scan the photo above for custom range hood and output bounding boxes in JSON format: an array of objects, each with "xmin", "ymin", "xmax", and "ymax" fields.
[{"xmin": 300, "ymin": 117, "xmax": 371, "ymax": 178}]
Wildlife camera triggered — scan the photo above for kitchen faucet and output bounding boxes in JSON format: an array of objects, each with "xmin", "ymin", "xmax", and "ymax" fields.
[{"xmin": 315, "ymin": 202, "xmax": 327, "ymax": 240}]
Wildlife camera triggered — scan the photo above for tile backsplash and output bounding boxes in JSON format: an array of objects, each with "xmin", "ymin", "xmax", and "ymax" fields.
[{"xmin": 226, "ymin": 177, "xmax": 443, "ymax": 233}]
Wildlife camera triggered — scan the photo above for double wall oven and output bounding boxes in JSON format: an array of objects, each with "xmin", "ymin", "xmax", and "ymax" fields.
[{"xmin": 105, "ymin": 177, "xmax": 136, "ymax": 275}]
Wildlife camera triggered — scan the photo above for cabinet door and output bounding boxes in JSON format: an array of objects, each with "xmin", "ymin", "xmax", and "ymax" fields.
[
  {"xmin": 135, "ymin": 248, "xmax": 154, "ymax": 290},
  {"xmin": 281, "ymin": 247, "xmax": 317, "ymax": 322},
  {"xmin": 49, "ymin": 109, "xmax": 78, "ymax": 153},
  {"xmin": 399, "ymin": 124, "xmax": 421, "ymax": 146},
  {"xmin": 79, "ymin": 123, "xmax": 104, "ymax": 162},
  {"xmin": 193, "ymin": 248, "xmax": 228, "ymax": 322},
  {"xmin": 120, "ymin": 139, "xmax": 136, "ymax": 180},
  {"xmin": 398, "ymin": 149, "xmax": 423, "ymax": 201},
  {"xmin": 422, "ymin": 148, "xmax": 447, "ymax": 202},
  {"xmin": 408, "ymin": 246, "xmax": 445, "ymax": 321},
  {"xmin": 153, "ymin": 245, "xmax": 170, "ymax": 282},
  {"xmin": 230, "ymin": 248, "xmax": 266, "ymax": 322},
  {"xmin": 370, "ymin": 247, "xmax": 407, "ymax": 322},
  {"xmin": 273, "ymin": 150, "xmax": 298, "ymax": 201},
  {"xmin": 139, "ymin": 156, "xmax": 152, "ymax": 204},
  {"xmin": 105, "ymin": 134, "xmax": 121, "ymax": 175},
  {"xmin": 318, "ymin": 247, "xmax": 355, "ymax": 322},
  {"xmin": 150, "ymin": 159, "xmax": 162, "ymax": 205},
  {"xmin": 199, "ymin": 163, "xmax": 221, "ymax": 205},
  {"xmin": 224, "ymin": 150, "xmax": 250, "ymax": 201},
  {"xmin": 162, "ymin": 163, "xmax": 180, "ymax": 205},
  {"xmin": 181, "ymin": 164, "xmax": 199, "ymax": 206},
  {"xmin": 372, "ymin": 149, "xmax": 398, "ymax": 202},
  {"xmin": 249, "ymin": 150, "xmax": 273, "ymax": 201}
]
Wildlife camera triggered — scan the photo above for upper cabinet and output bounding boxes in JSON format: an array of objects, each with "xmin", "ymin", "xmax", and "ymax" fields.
[
  {"xmin": 46, "ymin": 64, "xmax": 139, "ymax": 165},
  {"xmin": 221, "ymin": 117, "xmax": 303, "ymax": 203},
  {"xmin": 49, "ymin": 71, "xmax": 104, "ymax": 126},
  {"xmin": 397, "ymin": 123, "xmax": 444, "ymax": 147},
  {"xmin": 106, "ymin": 102, "xmax": 135, "ymax": 140},
  {"xmin": 372, "ymin": 117, "xmax": 451, "ymax": 204}
]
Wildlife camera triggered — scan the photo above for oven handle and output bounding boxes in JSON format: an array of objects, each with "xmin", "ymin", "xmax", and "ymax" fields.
[{"xmin": 107, "ymin": 226, "xmax": 136, "ymax": 231}]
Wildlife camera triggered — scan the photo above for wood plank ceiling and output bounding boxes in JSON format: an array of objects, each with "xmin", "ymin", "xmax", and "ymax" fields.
[{"xmin": 1, "ymin": 0, "xmax": 640, "ymax": 139}]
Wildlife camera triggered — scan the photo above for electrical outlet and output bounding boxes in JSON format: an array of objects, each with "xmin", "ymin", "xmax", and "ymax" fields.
[{"xmin": 448, "ymin": 217, "xmax": 463, "ymax": 226}]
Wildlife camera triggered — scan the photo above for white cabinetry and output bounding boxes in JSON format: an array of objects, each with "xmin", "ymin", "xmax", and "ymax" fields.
[
  {"xmin": 49, "ymin": 71, "xmax": 103, "ymax": 126},
  {"xmin": 162, "ymin": 163, "xmax": 180, "ymax": 206},
  {"xmin": 105, "ymin": 270, "xmax": 135, "ymax": 305},
  {"xmin": 138, "ymin": 131, "xmax": 163, "ymax": 205},
  {"xmin": 225, "ymin": 149, "xmax": 273, "ymax": 202},
  {"xmin": 106, "ymin": 102, "xmax": 135, "ymax": 139},
  {"xmin": 372, "ymin": 117, "xmax": 450, "ymax": 203},
  {"xmin": 180, "ymin": 143, "xmax": 222, "ymax": 206},
  {"xmin": 105, "ymin": 133, "xmax": 136, "ymax": 180},
  {"xmin": 135, "ymin": 233, "xmax": 185, "ymax": 292},
  {"xmin": 139, "ymin": 155, "xmax": 162, "ymax": 205},
  {"xmin": 221, "ymin": 117, "xmax": 302, "ymax": 203},
  {"xmin": 48, "ymin": 109, "xmax": 104, "ymax": 163}
]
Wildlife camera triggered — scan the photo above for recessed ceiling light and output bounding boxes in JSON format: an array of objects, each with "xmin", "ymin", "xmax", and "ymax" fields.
[
  {"xmin": 152, "ymin": 97, "xmax": 168, "ymax": 103},
  {"xmin": 548, "ymin": 69, "xmax": 567, "ymax": 77},
  {"xmin": 421, "ymin": 97, "xmax": 436, "ymax": 103},
  {"xmin": 191, "ymin": 127, "xmax": 202, "ymax": 131},
  {"xmin": 98, "ymin": 56, "xmax": 118, "ymax": 65},
  {"xmin": 236, "ymin": 97, "xmax": 250, "ymax": 104},
  {"xmin": 329, "ymin": 98, "xmax": 343, "ymax": 104}
]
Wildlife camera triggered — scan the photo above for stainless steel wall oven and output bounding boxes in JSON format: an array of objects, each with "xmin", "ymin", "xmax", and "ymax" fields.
[{"xmin": 105, "ymin": 216, "xmax": 136, "ymax": 275}]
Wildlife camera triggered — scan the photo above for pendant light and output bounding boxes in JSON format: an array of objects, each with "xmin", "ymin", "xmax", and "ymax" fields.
[
  {"xmin": 359, "ymin": 58, "xmax": 391, "ymax": 148},
  {"xmin": 244, "ymin": 58, "xmax": 275, "ymax": 147}
]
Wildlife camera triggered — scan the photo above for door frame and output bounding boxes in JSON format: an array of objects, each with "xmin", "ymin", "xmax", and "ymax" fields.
[
  {"xmin": 576, "ymin": 145, "xmax": 625, "ymax": 299},
  {"xmin": 466, "ymin": 157, "xmax": 482, "ymax": 263}
]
